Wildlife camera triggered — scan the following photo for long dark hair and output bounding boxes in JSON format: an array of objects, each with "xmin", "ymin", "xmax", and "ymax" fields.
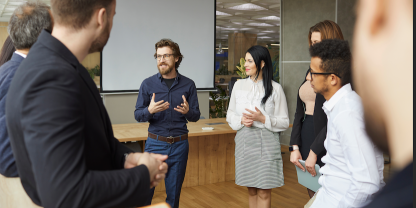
[
  {"xmin": 0, "ymin": 36, "xmax": 16, "ymax": 67},
  {"xmin": 246, "ymin": 45, "xmax": 274, "ymax": 106}
]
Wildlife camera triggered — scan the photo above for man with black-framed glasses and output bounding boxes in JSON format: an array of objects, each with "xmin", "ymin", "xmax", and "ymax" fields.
[
  {"xmin": 134, "ymin": 38, "xmax": 200, "ymax": 208},
  {"xmin": 309, "ymin": 69, "xmax": 341, "ymax": 81},
  {"xmin": 305, "ymin": 39, "xmax": 385, "ymax": 208}
]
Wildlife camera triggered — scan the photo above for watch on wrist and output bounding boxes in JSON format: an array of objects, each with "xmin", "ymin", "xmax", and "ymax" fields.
[
  {"xmin": 124, "ymin": 152, "xmax": 131, "ymax": 165},
  {"xmin": 289, "ymin": 146, "xmax": 299, "ymax": 152}
]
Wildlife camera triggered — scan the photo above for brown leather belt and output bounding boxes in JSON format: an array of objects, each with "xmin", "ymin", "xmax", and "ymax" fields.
[{"xmin": 148, "ymin": 133, "xmax": 188, "ymax": 144}]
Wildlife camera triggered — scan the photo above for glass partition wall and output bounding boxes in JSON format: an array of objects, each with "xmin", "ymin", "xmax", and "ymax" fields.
[{"xmin": 211, "ymin": 0, "xmax": 281, "ymax": 118}]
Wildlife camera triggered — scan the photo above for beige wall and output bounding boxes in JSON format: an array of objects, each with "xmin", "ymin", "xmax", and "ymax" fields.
[
  {"xmin": 0, "ymin": 22, "xmax": 8, "ymax": 47},
  {"xmin": 280, "ymin": 0, "xmax": 357, "ymax": 145},
  {"xmin": 0, "ymin": 21, "xmax": 100, "ymax": 68}
]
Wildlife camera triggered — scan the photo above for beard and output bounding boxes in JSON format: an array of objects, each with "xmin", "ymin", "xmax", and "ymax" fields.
[
  {"xmin": 89, "ymin": 21, "xmax": 110, "ymax": 54},
  {"xmin": 314, "ymin": 82, "xmax": 329, "ymax": 95},
  {"xmin": 158, "ymin": 62, "xmax": 174, "ymax": 75}
]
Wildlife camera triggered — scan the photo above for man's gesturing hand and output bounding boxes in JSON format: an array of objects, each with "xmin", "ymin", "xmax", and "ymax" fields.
[
  {"xmin": 174, "ymin": 95, "xmax": 189, "ymax": 115},
  {"xmin": 148, "ymin": 93, "xmax": 169, "ymax": 114}
]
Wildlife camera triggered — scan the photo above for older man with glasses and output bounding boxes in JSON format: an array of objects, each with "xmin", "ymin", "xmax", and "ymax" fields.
[
  {"xmin": 304, "ymin": 39, "xmax": 385, "ymax": 208},
  {"xmin": 134, "ymin": 38, "xmax": 200, "ymax": 208}
]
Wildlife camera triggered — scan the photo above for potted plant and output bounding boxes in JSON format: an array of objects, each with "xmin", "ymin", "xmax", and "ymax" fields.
[
  {"xmin": 235, "ymin": 58, "xmax": 247, "ymax": 79},
  {"xmin": 209, "ymin": 86, "xmax": 228, "ymax": 118}
]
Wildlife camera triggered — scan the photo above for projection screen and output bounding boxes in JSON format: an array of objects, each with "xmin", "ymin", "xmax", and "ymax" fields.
[{"xmin": 101, "ymin": 0, "xmax": 216, "ymax": 93}]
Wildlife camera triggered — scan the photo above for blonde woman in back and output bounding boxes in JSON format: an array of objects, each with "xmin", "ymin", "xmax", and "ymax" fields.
[{"xmin": 289, "ymin": 20, "xmax": 345, "ymax": 198}]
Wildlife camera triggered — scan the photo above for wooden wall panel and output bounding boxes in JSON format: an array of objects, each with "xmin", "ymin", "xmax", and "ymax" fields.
[
  {"xmin": 225, "ymin": 133, "xmax": 236, "ymax": 181},
  {"xmin": 217, "ymin": 134, "xmax": 227, "ymax": 182},
  {"xmin": 202, "ymin": 136, "xmax": 212, "ymax": 185},
  {"xmin": 0, "ymin": 22, "xmax": 9, "ymax": 51},
  {"xmin": 209, "ymin": 135, "xmax": 219, "ymax": 184},
  {"xmin": 81, "ymin": 52, "xmax": 101, "ymax": 87},
  {"xmin": 0, "ymin": 21, "xmax": 101, "ymax": 72},
  {"xmin": 155, "ymin": 133, "xmax": 236, "ymax": 192},
  {"xmin": 81, "ymin": 52, "xmax": 101, "ymax": 69},
  {"xmin": 227, "ymin": 33, "xmax": 257, "ymax": 73},
  {"xmin": 183, "ymin": 136, "xmax": 199, "ymax": 187}
]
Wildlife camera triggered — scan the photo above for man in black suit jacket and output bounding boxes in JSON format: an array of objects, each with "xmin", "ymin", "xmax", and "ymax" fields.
[{"xmin": 6, "ymin": 0, "xmax": 168, "ymax": 207}]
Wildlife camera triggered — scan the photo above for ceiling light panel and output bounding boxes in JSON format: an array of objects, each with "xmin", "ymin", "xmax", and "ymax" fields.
[
  {"xmin": 0, "ymin": 0, "xmax": 51, "ymax": 21},
  {"xmin": 246, "ymin": 22, "xmax": 274, "ymax": 27},
  {"xmin": 253, "ymin": 15, "xmax": 280, "ymax": 21},
  {"xmin": 262, "ymin": 30, "xmax": 278, "ymax": 33},
  {"xmin": 216, "ymin": 11, "xmax": 232, "ymax": 16},
  {"xmin": 227, "ymin": 3, "xmax": 267, "ymax": 11}
]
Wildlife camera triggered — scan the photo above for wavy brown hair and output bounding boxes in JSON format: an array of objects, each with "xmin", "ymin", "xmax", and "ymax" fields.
[
  {"xmin": 154, "ymin": 39, "xmax": 184, "ymax": 71},
  {"xmin": 51, "ymin": 0, "xmax": 114, "ymax": 30},
  {"xmin": 308, "ymin": 20, "xmax": 344, "ymax": 46},
  {"xmin": 0, "ymin": 36, "xmax": 16, "ymax": 67}
]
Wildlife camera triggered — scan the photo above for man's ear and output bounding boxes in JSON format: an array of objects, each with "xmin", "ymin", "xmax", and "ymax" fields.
[
  {"xmin": 330, "ymin": 75, "xmax": 339, "ymax": 86},
  {"xmin": 96, "ymin": 8, "xmax": 108, "ymax": 31},
  {"xmin": 175, "ymin": 57, "xmax": 179, "ymax": 63},
  {"xmin": 367, "ymin": 0, "xmax": 387, "ymax": 36}
]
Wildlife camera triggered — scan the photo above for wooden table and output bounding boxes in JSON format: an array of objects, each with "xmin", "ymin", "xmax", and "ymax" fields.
[
  {"xmin": 113, "ymin": 118, "xmax": 237, "ymax": 192},
  {"xmin": 113, "ymin": 118, "xmax": 235, "ymax": 142}
]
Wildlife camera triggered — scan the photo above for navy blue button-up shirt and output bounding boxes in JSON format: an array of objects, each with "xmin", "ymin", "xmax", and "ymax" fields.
[{"xmin": 134, "ymin": 73, "xmax": 200, "ymax": 137}]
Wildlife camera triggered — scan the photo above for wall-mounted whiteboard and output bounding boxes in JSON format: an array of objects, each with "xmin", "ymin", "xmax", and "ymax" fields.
[{"xmin": 101, "ymin": 0, "xmax": 215, "ymax": 92}]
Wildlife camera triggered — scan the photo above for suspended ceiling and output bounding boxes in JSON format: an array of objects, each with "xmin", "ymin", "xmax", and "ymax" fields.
[
  {"xmin": 0, "ymin": 0, "xmax": 280, "ymax": 44},
  {"xmin": 216, "ymin": 0, "xmax": 281, "ymax": 45},
  {"xmin": 0, "ymin": 0, "xmax": 50, "ymax": 22}
]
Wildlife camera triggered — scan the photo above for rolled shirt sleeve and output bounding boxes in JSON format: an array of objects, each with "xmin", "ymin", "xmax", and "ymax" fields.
[
  {"xmin": 184, "ymin": 82, "xmax": 200, "ymax": 122},
  {"xmin": 134, "ymin": 83, "xmax": 154, "ymax": 122}
]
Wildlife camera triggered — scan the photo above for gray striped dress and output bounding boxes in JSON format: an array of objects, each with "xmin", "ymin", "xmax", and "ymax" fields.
[{"xmin": 234, "ymin": 126, "xmax": 284, "ymax": 189}]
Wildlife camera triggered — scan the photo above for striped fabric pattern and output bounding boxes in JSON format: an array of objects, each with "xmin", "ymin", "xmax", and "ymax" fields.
[{"xmin": 234, "ymin": 126, "xmax": 284, "ymax": 189}]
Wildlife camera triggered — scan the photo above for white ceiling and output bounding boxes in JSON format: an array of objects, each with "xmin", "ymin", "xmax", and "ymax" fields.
[
  {"xmin": 216, "ymin": 0, "xmax": 281, "ymax": 45},
  {"xmin": 0, "ymin": 0, "xmax": 280, "ymax": 44},
  {"xmin": 0, "ymin": 0, "xmax": 51, "ymax": 22}
]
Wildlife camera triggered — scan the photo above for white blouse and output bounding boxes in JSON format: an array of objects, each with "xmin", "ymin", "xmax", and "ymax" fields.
[{"xmin": 226, "ymin": 78, "xmax": 289, "ymax": 132}]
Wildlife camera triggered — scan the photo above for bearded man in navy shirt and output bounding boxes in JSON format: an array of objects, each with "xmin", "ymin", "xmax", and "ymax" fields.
[{"xmin": 135, "ymin": 38, "xmax": 200, "ymax": 208}]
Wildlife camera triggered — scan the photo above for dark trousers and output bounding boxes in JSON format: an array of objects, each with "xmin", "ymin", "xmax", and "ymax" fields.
[{"xmin": 144, "ymin": 137, "xmax": 189, "ymax": 208}]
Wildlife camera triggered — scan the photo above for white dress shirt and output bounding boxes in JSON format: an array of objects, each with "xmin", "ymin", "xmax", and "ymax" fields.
[
  {"xmin": 226, "ymin": 78, "xmax": 289, "ymax": 132},
  {"xmin": 311, "ymin": 84, "xmax": 385, "ymax": 208},
  {"xmin": 15, "ymin": 51, "xmax": 27, "ymax": 58}
]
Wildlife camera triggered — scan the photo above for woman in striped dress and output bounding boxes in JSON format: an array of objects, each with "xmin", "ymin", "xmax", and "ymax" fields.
[{"xmin": 226, "ymin": 45, "xmax": 289, "ymax": 208}]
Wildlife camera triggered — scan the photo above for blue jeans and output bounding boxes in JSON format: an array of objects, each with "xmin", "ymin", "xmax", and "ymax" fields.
[{"xmin": 144, "ymin": 137, "xmax": 189, "ymax": 208}]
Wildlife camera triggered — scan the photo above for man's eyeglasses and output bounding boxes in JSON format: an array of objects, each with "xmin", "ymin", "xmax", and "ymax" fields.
[
  {"xmin": 309, "ymin": 68, "xmax": 342, "ymax": 80},
  {"xmin": 155, "ymin": 54, "xmax": 174, "ymax": 61}
]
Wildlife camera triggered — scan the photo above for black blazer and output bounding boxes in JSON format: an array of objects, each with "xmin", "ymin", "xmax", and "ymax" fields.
[
  {"xmin": 6, "ymin": 30, "xmax": 150, "ymax": 208},
  {"xmin": 289, "ymin": 69, "xmax": 327, "ymax": 163}
]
